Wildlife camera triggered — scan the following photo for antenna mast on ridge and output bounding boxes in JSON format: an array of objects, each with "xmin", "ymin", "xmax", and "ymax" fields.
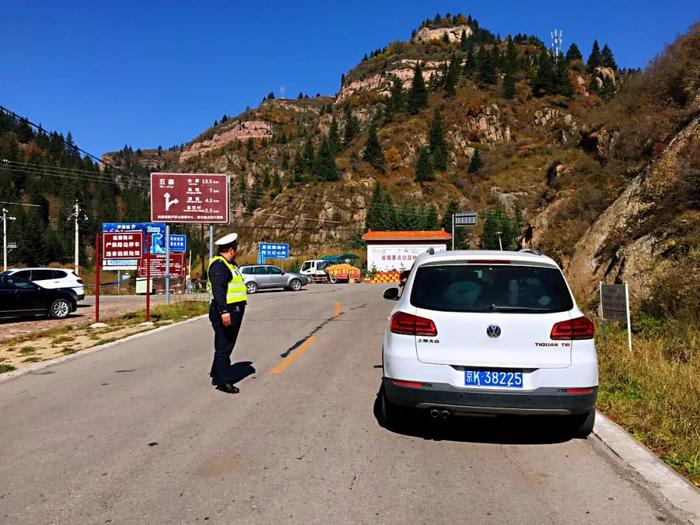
[{"xmin": 551, "ymin": 29, "xmax": 563, "ymax": 60}]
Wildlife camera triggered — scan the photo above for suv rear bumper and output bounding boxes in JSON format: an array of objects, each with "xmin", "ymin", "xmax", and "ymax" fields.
[{"xmin": 383, "ymin": 378, "xmax": 596, "ymax": 415}]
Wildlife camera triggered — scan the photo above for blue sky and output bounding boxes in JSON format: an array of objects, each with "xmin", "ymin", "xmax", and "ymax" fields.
[{"xmin": 2, "ymin": 0, "xmax": 698, "ymax": 156}]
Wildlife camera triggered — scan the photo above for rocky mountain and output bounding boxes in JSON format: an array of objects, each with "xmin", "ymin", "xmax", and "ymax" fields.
[{"xmin": 105, "ymin": 15, "xmax": 699, "ymax": 317}]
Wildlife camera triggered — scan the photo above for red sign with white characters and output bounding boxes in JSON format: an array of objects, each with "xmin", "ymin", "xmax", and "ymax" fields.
[
  {"xmin": 150, "ymin": 173, "xmax": 229, "ymax": 223},
  {"xmin": 103, "ymin": 232, "xmax": 143, "ymax": 260},
  {"xmin": 137, "ymin": 253, "xmax": 186, "ymax": 278}
]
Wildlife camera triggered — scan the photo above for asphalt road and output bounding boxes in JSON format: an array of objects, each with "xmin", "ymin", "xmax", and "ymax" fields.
[{"xmin": 0, "ymin": 285, "xmax": 686, "ymax": 524}]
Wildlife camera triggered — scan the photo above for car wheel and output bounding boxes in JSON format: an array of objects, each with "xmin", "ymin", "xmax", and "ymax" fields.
[
  {"xmin": 49, "ymin": 298, "xmax": 71, "ymax": 319},
  {"xmin": 570, "ymin": 409, "xmax": 596, "ymax": 438},
  {"xmin": 288, "ymin": 279, "xmax": 302, "ymax": 291},
  {"xmin": 246, "ymin": 282, "xmax": 258, "ymax": 294}
]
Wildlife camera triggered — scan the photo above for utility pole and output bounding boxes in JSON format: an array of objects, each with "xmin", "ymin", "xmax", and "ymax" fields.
[
  {"xmin": 2, "ymin": 208, "xmax": 16, "ymax": 272},
  {"xmin": 69, "ymin": 201, "xmax": 88, "ymax": 275},
  {"xmin": 496, "ymin": 231, "xmax": 503, "ymax": 251}
]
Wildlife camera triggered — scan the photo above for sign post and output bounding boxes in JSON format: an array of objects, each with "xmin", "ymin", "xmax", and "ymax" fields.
[
  {"xmin": 452, "ymin": 212, "xmax": 478, "ymax": 250},
  {"xmin": 95, "ymin": 233, "xmax": 100, "ymax": 324},
  {"xmin": 145, "ymin": 235, "xmax": 150, "ymax": 322},
  {"xmin": 165, "ymin": 225, "xmax": 170, "ymax": 305},
  {"xmin": 600, "ymin": 282, "xmax": 633, "ymax": 352}
]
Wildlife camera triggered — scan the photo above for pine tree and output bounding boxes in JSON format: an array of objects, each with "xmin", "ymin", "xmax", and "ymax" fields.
[
  {"xmin": 477, "ymin": 47, "xmax": 497, "ymax": 85},
  {"xmin": 271, "ymin": 172, "xmax": 283, "ymax": 197},
  {"xmin": 415, "ymin": 146, "xmax": 434, "ymax": 182},
  {"xmin": 238, "ymin": 176, "xmax": 247, "ymax": 208},
  {"xmin": 329, "ymin": 117, "xmax": 342, "ymax": 154},
  {"xmin": 429, "ymin": 108, "xmax": 448, "ymax": 171},
  {"xmin": 425, "ymin": 204, "xmax": 439, "ymax": 230},
  {"xmin": 407, "ymin": 62, "xmax": 428, "ymax": 114},
  {"xmin": 366, "ymin": 183, "xmax": 396, "ymax": 230},
  {"xmin": 506, "ymin": 37, "xmax": 517, "ymax": 65},
  {"xmin": 363, "ymin": 123, "xmax": 384, "ymax": 171},
  {"xmin": 460, "ymin": 29, "xmax": 469, "ymax": 51},
  {"xmin": 469, "ymin": 148, "xmax": 483, "ymax": 173},
  {"xmin": 463, "ymin": 43, "xmax": 477, "ymax": 77},
  {"xmin": 262, "ymin": 170, "xmax": 271, "ymax": 189},
  {"xmin": 314, "ymin": 137, "xmax": 339, "ymax": 181},
  {"xmin": 565, "ymin": 43, "xmax": 583, "ymax": 62},
  {"xmin": 532, "ymin": 49, "xmax": 555, "ymax": 97},
  {"xmin": 587, "ymin": 40, "xmax": 602, "ymax": 72},
  {"xmin": 502, "ymin": 67, "xmax": 516, "ymax": 99},
  {"xmin": 302, "ymin": 136, "xmax": 315, "ymax": 173},
  {"xmin": 601, "ymin": 44, "xmax": 617, "ymax": 71},
  {"xmin": 444, "ymin": 53, "xmax": 461, "ymax": 97},
  {"xmin": 343, "ymin": 104, "xmax": 360, "ymax": 145},
  {"xmin": 554, "ymin": 57, "xmax": 574, "ymax": 97},
  {"xmin": 385, "ymin": 76, "xmax": 405, "ymax": 121},
  {"xmin": 600, "ymin": 75, "xmax": 617, "ymax": 101}
]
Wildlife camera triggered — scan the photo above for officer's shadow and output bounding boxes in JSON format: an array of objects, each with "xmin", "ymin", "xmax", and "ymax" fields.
[{"xmin": 227, "ymin": 361, "xmax": 256, "ymax": 385}]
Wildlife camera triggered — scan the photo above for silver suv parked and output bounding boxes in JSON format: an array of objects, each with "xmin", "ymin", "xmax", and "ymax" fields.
[{"xmin": 239, "ymin": 265, "xmax": 308, "ymax": 294}]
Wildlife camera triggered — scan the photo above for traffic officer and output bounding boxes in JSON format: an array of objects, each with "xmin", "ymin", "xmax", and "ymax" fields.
[{"xmin": 207, "ymin": 232, "xmax": 248, "ymax": 393}]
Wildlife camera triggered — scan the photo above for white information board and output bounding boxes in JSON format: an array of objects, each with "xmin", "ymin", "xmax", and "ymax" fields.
[{"xmin": 367, "ymin": 244, "xmax": 446, "ymax": 272}]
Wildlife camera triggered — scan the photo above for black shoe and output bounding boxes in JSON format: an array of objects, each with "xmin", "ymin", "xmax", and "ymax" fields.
[{"xmin": 215, "ymin": 383, "xmax": 239, "ymax": 394}]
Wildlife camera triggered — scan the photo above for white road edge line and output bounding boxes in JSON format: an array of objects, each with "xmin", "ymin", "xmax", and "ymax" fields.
[
  {"xmin": 594, "ymin": 410, "xmax": 700, "ymax": 524},
  {"xmin": 0, "ymin": 314, "xmax": 209, "ymax": 385}
]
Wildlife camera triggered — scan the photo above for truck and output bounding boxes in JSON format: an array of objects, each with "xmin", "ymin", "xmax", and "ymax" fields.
[{"xmin": 299, "ymin": 259, "xmax": 361, "ymax": 284}]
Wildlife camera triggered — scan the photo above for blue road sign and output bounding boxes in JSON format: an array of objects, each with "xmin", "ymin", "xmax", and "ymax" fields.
[
  {"xmin": 257, "ymin": 242, "xmax": 290, "ymax": 264},
  {"xmin": 169, "ymin": 234, "xmax": 187, "ymax": 253}
]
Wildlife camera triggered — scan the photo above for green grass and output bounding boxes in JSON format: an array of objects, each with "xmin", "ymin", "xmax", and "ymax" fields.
[
  {"xmin": 0, "ymin": 364, "xmax": 16, "ymax": 374},
  {"xmin": 22, "ymin": 357, "xmax": 42, "ymax": 363},
  {"xmin": 52, "ymin": 335, "xmax": 75, "ymax": 345},
  {"xmin": 19, "ymin": 346, "xmax": 37, "ymax": 355},
  {"xmin": 597, "ymin": 321, "xmax": 700, "ymax": 486},
  {"xmin": 61, "ymin": 347, "xmax": 77, "ymax": 355}
]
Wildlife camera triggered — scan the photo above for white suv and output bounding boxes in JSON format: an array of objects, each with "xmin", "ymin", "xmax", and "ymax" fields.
[
  {"xmin": 3, "ymin": 268, "xmax": 85, "ymax": 300},
  {"xmin": 380, "ymin": 250, "xmax": 597, "ymax": 437}
]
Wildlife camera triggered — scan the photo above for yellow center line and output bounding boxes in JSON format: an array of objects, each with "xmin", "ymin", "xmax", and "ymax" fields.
[
  {"xmin": 270, "ymin": 336, "xmax": 317, "ymax": 375},
  {"xmin": 335, "ymin": 301, "xmax": 343, "ymax": 317}
]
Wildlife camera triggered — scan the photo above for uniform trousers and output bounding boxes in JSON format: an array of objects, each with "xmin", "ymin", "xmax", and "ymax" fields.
[{"xmin": 209, "ymin": 303, "xmax": 246, "ymax": 385}]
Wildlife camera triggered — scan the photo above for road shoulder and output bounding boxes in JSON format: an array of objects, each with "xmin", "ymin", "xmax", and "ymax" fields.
[{"xmin": 594, "ymin": 410, "xmax": 700, "ymax": 524}]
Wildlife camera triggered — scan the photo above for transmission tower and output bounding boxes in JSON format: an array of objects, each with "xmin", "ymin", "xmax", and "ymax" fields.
[{"xmin": 551, "ymin": 29, "xmax": 563, "ymax": 59}]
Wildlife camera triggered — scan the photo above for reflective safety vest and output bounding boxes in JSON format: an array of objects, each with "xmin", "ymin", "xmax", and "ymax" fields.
[{"xmin": 207, "ymin": 256, "xmax": 248, "ymax": 305}]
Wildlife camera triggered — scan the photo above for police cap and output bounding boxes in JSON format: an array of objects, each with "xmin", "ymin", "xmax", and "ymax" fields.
[{"xmin": 215, "ymin": 232, "xmax": 239, "ymax": 251}]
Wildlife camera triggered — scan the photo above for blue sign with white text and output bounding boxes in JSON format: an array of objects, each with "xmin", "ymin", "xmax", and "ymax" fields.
[
  {"xmin": 258, "ymin": 242, "xmax": 289, "ymax": 264},
  {"xmin": 169, "ymin": 234, "xmax": 187, "ymax": 253}
]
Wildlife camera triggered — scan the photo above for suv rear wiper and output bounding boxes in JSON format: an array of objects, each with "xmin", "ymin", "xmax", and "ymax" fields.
[{"xmin": 490, "ymin": 304, "xmax": 550, "ymax": 312}]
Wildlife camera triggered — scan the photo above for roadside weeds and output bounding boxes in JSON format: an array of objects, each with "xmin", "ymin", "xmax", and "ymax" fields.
[{"xmin": 597, "ymin": 321, "xmax": 700, "ymax": 487}]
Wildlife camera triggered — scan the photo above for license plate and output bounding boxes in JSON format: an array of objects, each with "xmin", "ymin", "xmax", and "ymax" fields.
[{"xmin": 465, "ymin": 369, "xmax": 523, "ymax": 388}]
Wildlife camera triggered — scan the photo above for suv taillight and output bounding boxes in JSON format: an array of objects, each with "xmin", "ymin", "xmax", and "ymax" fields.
[
  {"xmin": 550, "ymin": 316, "xmax": 595, "ymax": 340},
  {"xmin": 390, "ymin": 311, "xmax": 437, "ymax": 337}
]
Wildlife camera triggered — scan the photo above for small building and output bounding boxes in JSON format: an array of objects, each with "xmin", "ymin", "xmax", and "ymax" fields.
[{"xmin": 361, "ymin": 230, "xmax": 452, "ymax": 273}]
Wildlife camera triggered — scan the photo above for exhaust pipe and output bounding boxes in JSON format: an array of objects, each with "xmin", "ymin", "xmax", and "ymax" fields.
[
  {"xmin": 429, "ymin": 409, "xmax": 440, "ymax": 419},
  {"xmin": 440, "ymin": 410, "xmax": 450, "ymax": 420}
]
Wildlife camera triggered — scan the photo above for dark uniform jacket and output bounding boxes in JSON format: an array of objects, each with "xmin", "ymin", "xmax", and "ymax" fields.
[{"xmin": 209, "ymin": 259, "xmax": 246, "ymax": 316}]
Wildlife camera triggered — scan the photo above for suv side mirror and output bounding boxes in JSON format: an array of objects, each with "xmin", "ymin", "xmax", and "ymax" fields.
[{"xmin": 383, "ymin": 287, "xmax": 399, "ymax": 301}]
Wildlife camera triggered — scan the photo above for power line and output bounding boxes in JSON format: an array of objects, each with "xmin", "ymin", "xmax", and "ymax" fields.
[{"xmin": 0, "ymin": 104, "xmax": 149, "ymax": 182}]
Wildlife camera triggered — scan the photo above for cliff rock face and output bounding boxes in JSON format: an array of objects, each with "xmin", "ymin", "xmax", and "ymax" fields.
[
  {"xmin": 180, "ymin": 121, "xmax": 272, "ymax": 163},
  {"xmin": 565, "ymin": 115, "xmax": 700, "ymax": 303},
  {"xmin": 412, "ymin": 25, "xmax": 473, "ymax": 43}
]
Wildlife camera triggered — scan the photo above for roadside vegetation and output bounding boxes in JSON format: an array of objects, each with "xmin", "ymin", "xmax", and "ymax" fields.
[
  {"xmin": 0, "ymin": 300, "xmax": 208, "ymax": 374},
  {"xmin": 597, "ymin": 319, "xmax": 700, "ymax": 486}
]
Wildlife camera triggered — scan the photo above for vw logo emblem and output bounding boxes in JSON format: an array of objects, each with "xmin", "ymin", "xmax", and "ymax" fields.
[{"xmin": 486, "ymin": 324, "xmax": 501, "ymax": 339}]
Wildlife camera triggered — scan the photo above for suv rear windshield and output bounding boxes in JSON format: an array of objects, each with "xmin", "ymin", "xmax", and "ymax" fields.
[{"xmin": 410, "ymin": 264, "xmax": 574, "ymax": 313}]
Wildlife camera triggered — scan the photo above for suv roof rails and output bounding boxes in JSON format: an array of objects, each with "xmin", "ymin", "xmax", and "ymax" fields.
[{"xmin": 519, "ymin": 248, "xmax": 542, "ymax": 256}]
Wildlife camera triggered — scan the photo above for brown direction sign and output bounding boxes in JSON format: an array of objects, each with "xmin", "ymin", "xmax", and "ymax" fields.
[
  {"xmin": 600, "ymin": 284, "xmax": 627, "ymax": 321},
  {"xmin": 137, "ymin": 253, "xmax": 186, "ymax": 279},
  {"xmin": 102, "ymin": 232, "xmax": 143, "ymax": 260},
  {"xmin": 150, "ymin": 172, "xmax": 229, "ymax": 223}
]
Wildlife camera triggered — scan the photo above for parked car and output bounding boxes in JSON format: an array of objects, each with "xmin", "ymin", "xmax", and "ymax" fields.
[
  {"xmin": 0, "ymin": 275, "xmax": 77, "ymax": 319},
  {"xmin": 380, "ymin": 249, "xmax": 597, "ymax": 437},
  {"xmin": 239, "ymin": 265, "xmax": 308, "ymax": 294},
  {"xmin": 2, "ymin": 267, "xmax": 84, "ymax": 300}
]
